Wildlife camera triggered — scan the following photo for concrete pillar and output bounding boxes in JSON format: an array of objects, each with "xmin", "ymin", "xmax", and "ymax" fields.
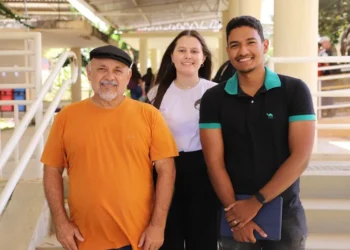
[
  {"xmin": 214, "ymin": 47, "xmax": 221, "ymax": 77},
  {"xmin": 273, "ymin": 0, "xmax": 318, "ymax": 98},
  {"xmin": 228, "ymin": 0, "xmax": 239, "ymax": 19},
  {"xmin": 139, "ymin": 38, "xmax": 148, "ymax": 75},
  {"xmin": 150, "ymin": 49, "xmax": 159, "ymax": 72},
  {"xmin": 227, "ymin": 0, "xmax": 261, "ymax": 20},
  {"xmin": 273, "ymin": 0, "xmax": 319, "ymax": 151},
  {"xmin": 238, "ymin": 0, "xmax": 262, "ymax": 19},
  {"xmin": 222, "ymin": 0, "xmax": 262, "ymax": 65},
  {"xmin": 70, "ymin": 48, "xmax": 82, "ymax": 103},
  {"xmin": 221, "ymin": 10, "xmax": 230, "ymax": 64}
]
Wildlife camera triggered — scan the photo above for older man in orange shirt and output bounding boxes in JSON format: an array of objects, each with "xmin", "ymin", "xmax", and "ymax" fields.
[{"xmin": 41, "ymin": 45, "xmax": 178, "ymax": 250}]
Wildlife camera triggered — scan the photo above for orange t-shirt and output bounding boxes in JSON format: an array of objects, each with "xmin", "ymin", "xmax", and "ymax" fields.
[{"xmin": 41, "ymin": 98, "xmax": 178, "ymax": 250}]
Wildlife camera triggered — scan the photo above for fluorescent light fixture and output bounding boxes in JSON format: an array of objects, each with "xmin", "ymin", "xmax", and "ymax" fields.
[{"xmin": 67, "ymin": 0, "xmax": 110, "ymax": 33}]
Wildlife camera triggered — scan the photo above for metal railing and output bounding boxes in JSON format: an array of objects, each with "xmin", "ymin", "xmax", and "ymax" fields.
[
  {"xmin": 0, "ymin": 33, "xmax": 78, "ymax": 215},
  {"xmin": 268, "ymin": 56, "xmax": 350, "ymax": 131},
  {"xmin": 0, "ymin": 32, "xmax": 42, "ymax": 164}
]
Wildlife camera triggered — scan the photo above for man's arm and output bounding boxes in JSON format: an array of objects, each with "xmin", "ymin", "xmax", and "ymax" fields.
[
  {"xmin": 259, "ymin": 120, "xmax": 315, "ymax": 202},
  {"xmin": 200, "ymin": 128, "xmax": 235, "ymax": 208},
  {"xmin": 138, "ymin": 158, "xmax": 175, "ymax": 250},
  {"xmin": 43, "ymin": 165, "xmax": 68, "ymax": 225},
  {"xmin": 44, "ymin": 166, "xmax": 84, "ymax": 250},
  {"xmin": 228, "ymin": 121, "xmax": 315, "ymax": 229},
  {"xmin": 150, "ymin": 158, "xmax": 176, "ymax": 228},
  {"xmin": 230, "ymin": 80, "xmax": 316, "ymax": 230}
]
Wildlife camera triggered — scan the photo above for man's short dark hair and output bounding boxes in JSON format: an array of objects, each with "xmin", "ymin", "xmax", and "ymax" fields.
[{"xmin": 226, "ymin": 15, "xmax": 265, "ymax": 42}]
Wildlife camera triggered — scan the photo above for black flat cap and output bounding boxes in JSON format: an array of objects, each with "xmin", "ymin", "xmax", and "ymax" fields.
[{"xmin": 90, "ymin": 45, "xmax": 132, "ymax": 67}]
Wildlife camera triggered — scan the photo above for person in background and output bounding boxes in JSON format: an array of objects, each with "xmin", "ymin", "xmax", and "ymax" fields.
[
  {"xmin": 128, "ymin": 63, "xmax": 144, "ymax": 100},
  {"xmin": 212, "ymin": 59, "xmax": 236, "ymax": 84},
  {"xmin": 147, "ymin": 30, "xmax": 218, "ymax": 250},
  {"xmin": 142, "ymin": 67, "xmax": 155, "ymax": 94}
]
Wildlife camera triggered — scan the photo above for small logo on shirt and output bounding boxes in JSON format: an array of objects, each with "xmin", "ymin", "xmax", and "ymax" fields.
[
  {"xmin": 266, "ymin": 113, "xmax": 274, "ymax": 119},
  {"xmin": 194, "ymin": 98, "xmax": 201, "ymax": 110}
]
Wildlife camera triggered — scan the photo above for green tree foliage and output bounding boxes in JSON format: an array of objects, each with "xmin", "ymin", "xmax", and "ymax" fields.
[{"xmin": 319, "ymin": 0, "xmax": 350, "ymax": 44}]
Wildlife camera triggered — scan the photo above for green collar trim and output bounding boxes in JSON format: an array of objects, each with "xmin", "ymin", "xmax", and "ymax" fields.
[{"xmin": 224, "ymin": 67, "xmax": 281, "ymax": 95}]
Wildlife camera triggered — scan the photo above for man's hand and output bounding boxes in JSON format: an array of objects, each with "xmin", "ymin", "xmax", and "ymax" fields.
[
  {"xmin": 138, "ymin": 224, "xmax": 164, "ymax": 250},
  {"xmin": 232, "ymin": 221, "xmax": 267, "ymax": 243},
  {"xmin": 225, "ymin": 197, "xmax": 262, "ymax": 229},
  {"xmin": 56, "ymin": 221, "xmax": 84, "ymax": 250}
]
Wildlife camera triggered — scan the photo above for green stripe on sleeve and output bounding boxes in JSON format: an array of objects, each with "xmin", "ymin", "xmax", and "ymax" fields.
[
  {"xmin": 289, "ymin": 114, "xmax": 316, "ymax": 122},
  {"xmin": 199, "ymin": 123, "xmax": 222, "ymax": 129}
]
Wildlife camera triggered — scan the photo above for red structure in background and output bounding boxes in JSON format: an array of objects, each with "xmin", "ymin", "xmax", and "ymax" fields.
[{"xmin": 0, "ymin": 89, "xmax": 14, "ymax": 111}]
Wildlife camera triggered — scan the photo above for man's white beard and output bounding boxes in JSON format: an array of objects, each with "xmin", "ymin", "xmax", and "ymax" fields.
[{"xmin": 99, "ymin": 91, "xmax": 118, "ymax": 101}]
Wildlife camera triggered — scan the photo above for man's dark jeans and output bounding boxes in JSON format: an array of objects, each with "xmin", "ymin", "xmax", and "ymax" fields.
[{"xmin": 218, "ymin": 209, "xmax": 308, "ymax": 250}]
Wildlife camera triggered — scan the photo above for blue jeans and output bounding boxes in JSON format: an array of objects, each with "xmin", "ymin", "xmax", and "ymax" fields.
[
  {"xmin": 109, "ymin": 245, "xmax": 132, "ymax": 250},
  {"xmin": 218, "ymin": 209, "xmax": 308, "ymax": 250}
]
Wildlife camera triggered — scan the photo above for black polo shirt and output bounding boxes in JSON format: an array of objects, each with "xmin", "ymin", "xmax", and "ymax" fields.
[{"xmin": 199, "ymin": 67, "xmax": 315, "ymax": 210}]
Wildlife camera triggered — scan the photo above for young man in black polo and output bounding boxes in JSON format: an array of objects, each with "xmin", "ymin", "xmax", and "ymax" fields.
[{"xmin": 199, "ymin": 16, "xmax": 315, "ymax": 250}]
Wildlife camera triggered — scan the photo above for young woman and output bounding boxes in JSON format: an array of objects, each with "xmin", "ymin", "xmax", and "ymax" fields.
[
  {"xmin": 142, "ymin": 67, "xmax": 155, "ymax": 94},
  {"xmin": 128, "ymin": 63, "xmax": 144, "ymax": 100},
  {"xmin": 147, "ymin": 30, "xmax": 218, "ymax": 250}
]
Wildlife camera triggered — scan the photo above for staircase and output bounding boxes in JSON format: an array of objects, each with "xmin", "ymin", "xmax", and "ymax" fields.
[
  {"xmin": 303, "ymin": 160, "xmax": 350, "ymax": 250},
  {"xmin": 36, "ymin": 177, "xmax": 69, "ymax": 250},
  {"xmin": 0, "ymin": 31, "xmax": 78, "ymax": 250}
]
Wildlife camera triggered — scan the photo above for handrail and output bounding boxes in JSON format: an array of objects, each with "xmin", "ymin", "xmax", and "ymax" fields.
[
  {"xmin": 0, "ymin": 51, "xmax": 77, "ymax": 175},
  {"xmin": 267, "ymin": 56, "xmax": 350, "ymax": 135},
  {"xmin": 0, "ymin": 33, "xmax": 42, "ymax": 164},
  {"xmin": 268, "ymin": 56, "xmax": 350, "ymax": 64},
  {"xmin": 318, "ymin": 73, "xmax": 350, "ymax": 81},
  {"xmin": 0, "ymin": 52, "xmax": 78, "ymax": 215},
  {"xmin": 267, "ymin": 56, "xmax": 350, "ymax": 72},
  {"xmin": 318, "ymin": 64, "xmax": 350, "ymax": 71}
]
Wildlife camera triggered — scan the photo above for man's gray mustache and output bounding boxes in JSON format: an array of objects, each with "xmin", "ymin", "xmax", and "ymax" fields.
[{"xmin": 100, "ymin": 80, "xmax": 118, "ymax": 86}]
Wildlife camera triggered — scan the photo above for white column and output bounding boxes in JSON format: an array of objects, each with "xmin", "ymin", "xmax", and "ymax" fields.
[
  {"xmin": 238, "ymin": 0, "xmax": 262, "ymax": 19},
  {"xmin": 70, "ymin": 48, "xmax": 82, "ymax": 103},
  {"xmin": 221, "ymin": 10, "xmax": 229, "ymax": 63},
  {"xmin": 273, "ymin": 0, "xmax": 318, "ymax": 98},
  {"xmin": 222, "ymin": 0, "xmax": 262, "ymax": 65},
  {"xmin": 139, "ymin": 38, "xmax": 148, "ymax": 75},
  {"xmin": 228, "ymin": 0, "xmax": 239, "ymax": 18},
  {"xmin": 150, "ymin": 49, "xmax": 159, "ymax": 72},
  {"xmin": 273, "ymin": 0, "xmax": 319, "ymax": 151},
  {"xmin": 227, "ymin": 0, "xmax": 261, "ymax": 19}
]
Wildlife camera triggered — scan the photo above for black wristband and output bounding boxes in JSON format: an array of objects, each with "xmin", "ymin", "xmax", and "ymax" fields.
[{"xmin": 254, "ymin": 191, "xmax": 266, "ymax": 205}]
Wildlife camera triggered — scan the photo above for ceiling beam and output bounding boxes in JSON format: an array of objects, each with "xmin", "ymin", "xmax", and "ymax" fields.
[
  {"xmin": 221, "ymin": 0, "xmax": 229, "ymax": 8},
  {"xmin": 66, "ymin": 0, "xmax": 113, "ymax": 30},
  {"xmin": 98, "ymin": 11, "xmax": 218, "ymax": 16},
  {"xmin": 216, "ymin": 0, "xmax": 221, "ymax": 16},
  {"xmin": 121, "ymin": 31, "xmax": 221, "ymax": 38},
  {"xmin": 25, "ymin": 11, "xmax": 79, "ymax": 15},
  {"xmin": 88, "ymin": 0, "xmax": 116, "ymax": 4},
  {"xmin": 1, "ymin": 0, "xmax": 66, "ymax": 3},
  {"xmin": 93, "ymin": 0, "xmax": 189, "ymax": 11},
  {"xmin": 131, "ymin": 0, "xmax": 151, "ymax": 25},
  {"xmin": 3, "ymin": 2, "xmax": 71, "ymax": 8},
  {"xmin": 123, "ymin": 15, "xmax": 219, "ymax": 29},
  {"xmin": 179, "ymin": 3, "xmax": 185, "ymax": 19}
]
